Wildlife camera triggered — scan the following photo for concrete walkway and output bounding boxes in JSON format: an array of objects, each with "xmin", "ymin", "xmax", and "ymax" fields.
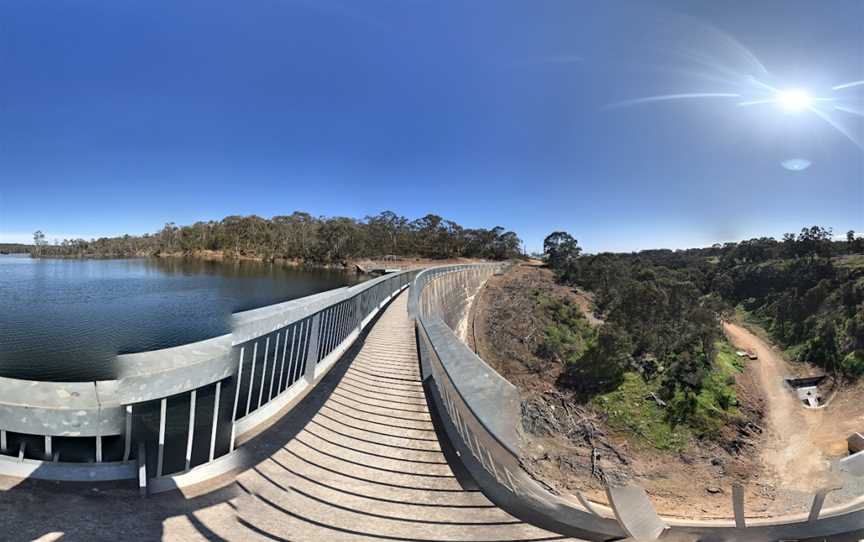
[{"xmin": 0, "ymin": 291, "xmax": 571, "ymax": 542}]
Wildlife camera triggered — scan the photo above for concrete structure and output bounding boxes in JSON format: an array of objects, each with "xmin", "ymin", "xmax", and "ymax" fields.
[
  {"xmin": 786, "ymin": 376, "xmax": 828, "ymax": 409},
  {"xmin": 410, "ymin": 264, "xmax": 864, "ymax": 542},
  {"xmin": 849, "ymin": 433, "xmax": 864, "ymax": 454},
  {"xmin": 841, "ymin": 450, "xmax": 864, "ymax": 477},
  {"xmin": 1, "ymin": 263, "xmax": 864, "ymax": 541}
]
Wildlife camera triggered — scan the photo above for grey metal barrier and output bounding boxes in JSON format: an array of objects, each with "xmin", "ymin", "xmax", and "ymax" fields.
[
  {"xmin": 410, "ymin": 264, "xmax": 864, "ymax": 542},
  {"xmin": 0, "ymin": 269, "xmax": 418, "ymax": 494}
]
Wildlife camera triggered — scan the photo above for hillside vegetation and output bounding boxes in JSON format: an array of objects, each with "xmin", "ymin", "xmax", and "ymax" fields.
[
  {"xmin": 540, "ymin": 226, "xmax": 863, "ymax": 445},
  {"xmin": 29, "ymin": 211, "xmax": 523, "ymax": 263},
  {"xmin": 470, "ymin": 263, "xmax": 764, "ymax": 515},
  {"xmin": 546, "ymin": 227, "xmax": 864, "ymax": 383}
]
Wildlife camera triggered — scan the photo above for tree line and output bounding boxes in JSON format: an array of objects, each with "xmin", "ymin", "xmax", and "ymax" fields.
[
  {"xmin": 542, "ymin": 226, "xmax": 864, "ymax": 431},
  {"xmin": 31, "ymin": 211, "xmax": 524, "ymax": 263},
  {"xmin": 544, "ymin": 226, "xmax": 864, "ymax": 383}
]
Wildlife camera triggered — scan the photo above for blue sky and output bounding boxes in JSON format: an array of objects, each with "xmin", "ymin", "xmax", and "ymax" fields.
[{"xmin": 1, "ymin": 0, "xmax": 862, "ymax": 253}]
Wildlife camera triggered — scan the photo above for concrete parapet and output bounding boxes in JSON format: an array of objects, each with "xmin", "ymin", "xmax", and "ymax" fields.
[
  {"xmin": 412, "ymin": 263, "xmax": 864, "ymax": 542},
  {"xmin": 848, "ymin": 432, "xmax": 864, "ymax": 454}
]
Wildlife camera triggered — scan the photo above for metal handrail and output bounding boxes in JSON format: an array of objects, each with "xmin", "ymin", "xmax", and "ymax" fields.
[{"xmin": 0, "ymin": 268, "xmax": 418, "ymax": 491}]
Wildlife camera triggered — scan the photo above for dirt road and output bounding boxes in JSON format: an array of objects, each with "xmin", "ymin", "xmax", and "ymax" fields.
[{"xmin": 724, "ymin": 323, "xmax": 840, "ymax": 493}]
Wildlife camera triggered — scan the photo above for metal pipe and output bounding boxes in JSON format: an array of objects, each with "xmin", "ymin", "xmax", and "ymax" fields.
[
  {"xmin": 156, "ymin": 398, "xmax": 167, "ymax": 476},
  {"xmin": 245, "ymin": 341, "xmax": 258, "ymax": 416},
  {"xmin": 185, "ymin": 390, "xmax": 197, "ymax": 471},
  {"xmin": 258, "ymin": 336, "xmax": 270, "ymax": 408},
  {"xmin": 209, "ymin": 381, "xmax": 221, "ymax": 462},
  {"xmin": 229, "ymin": 346, "xmax": 245, "ymax": 452}
]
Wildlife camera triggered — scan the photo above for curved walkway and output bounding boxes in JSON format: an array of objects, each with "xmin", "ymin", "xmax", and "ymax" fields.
[{"xmin": 0, "ymin": 291, "xmax": 572, "ymax": 542}]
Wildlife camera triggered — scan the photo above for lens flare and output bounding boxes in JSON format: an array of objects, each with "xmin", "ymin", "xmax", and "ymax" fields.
[
  {"xmin": 776, "ymin": 89, "xmax": 813, "ymax": 112},
  {"xmin": 599, "ymin": 36, "xmax": 862, "ymax": 151},
  {"xmin": 781, "ymin": 158, "xmax": 812, "ymax": 171}
]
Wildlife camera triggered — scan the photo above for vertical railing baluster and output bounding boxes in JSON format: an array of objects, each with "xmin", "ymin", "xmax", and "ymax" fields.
[
  {"xmin": 340, "ymin": 300, "xmax": 348, "ymax": 342},
  {"xmin": 209, "ymin": 381, "xmax": 221, "ymax": 462},
  {"xmin": 268, "ymin": 332, "xmax": 280, "ymax": 402},
  {"xmin": 123, "ymin": 405, "xmax": 133, "ymax": 461},
  {"xmin": 355, "ymin": 294, "xmax": 362, "ymax": 331},
  {"xmin": 284, "ymin": 324, "xmax": 297, "ymax": 390},
  {"xmin": 277, "ymin": 329, "xmax": 288, "ymax": 395},
  {"xmin": 245, "ymin": 341, "xmax": 258, "ymax": 416},
  {"xmin": 322, "ymin": 308, "xmax": 331, "ymax": 360},
  {"xmin": 292, "ymin": 321, "xmax": 303, "ymax": 384},
  {"xmin": 330, "ymin": 305, "xmax": 338, "ymax": 356},
  {"xmin": 329, "ymin": 304, "xmax": 338, "ymax": 353},
  {"xmin": 327, "ymin": 303, "xmax": 342, "ymax": 354},
  {"xmin": 185, "ymin": 389, "xmax": 196, "ymax": 471},
  {"xmin": 229, "ymin": 346, "xmax": 245, "ymax": 452},
  {"xmin": 327, "ymin": 306, "xmax": 336, "ymax": 357},
  {"xmin": 156, "ymin": 397, "xmax": 167, "ymax": 476},
  {"xmin": 305, "ymin": 313, "xmax": 321, "ymax": 382},
  {"xmin": 258, "ymin": 336, "xmax": 270, "ymax": 408}
]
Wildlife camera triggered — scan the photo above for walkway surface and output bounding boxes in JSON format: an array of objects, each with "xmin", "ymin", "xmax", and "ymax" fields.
[{"xmin": 0, "ymin": 291, "xmax": 572, "ymax": 542}]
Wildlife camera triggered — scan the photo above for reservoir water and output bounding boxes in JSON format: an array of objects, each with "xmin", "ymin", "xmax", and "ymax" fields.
[{"xmin": 0, "ymin": 255, "xmax": 362, "ymax": 382}]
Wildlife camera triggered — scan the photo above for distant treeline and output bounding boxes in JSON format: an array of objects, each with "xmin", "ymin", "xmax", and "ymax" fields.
[
  {"xmin": 30, "ymin": 211, "xmax": 523, "ymax": 263},
  {"xmin": 0, "ymin": 243, "xmax": 32, "ymax": 254}
]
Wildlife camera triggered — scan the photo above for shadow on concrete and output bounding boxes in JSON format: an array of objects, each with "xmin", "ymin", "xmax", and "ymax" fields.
[
  {"xmin": 0, "ymin": 297, "xmax": 394, "ymax": 542},
  {"xmin": 0, "ymin": 293, "xmax": 566, "ymax": 541},
  {"xmin": 234, "ymin": 480, "xmax": 566, "ymax": 542}
]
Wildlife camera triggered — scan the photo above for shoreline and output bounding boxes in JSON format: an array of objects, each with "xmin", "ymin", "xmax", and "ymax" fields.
[{"xmin": 22, "ymin": 250, "xmax": 496, "ymax": 273}]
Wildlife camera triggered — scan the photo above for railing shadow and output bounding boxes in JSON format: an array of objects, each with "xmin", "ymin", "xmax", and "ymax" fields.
[{"xmin": 0, "ymin": 295, "xmax": 394, "ymax": 542}]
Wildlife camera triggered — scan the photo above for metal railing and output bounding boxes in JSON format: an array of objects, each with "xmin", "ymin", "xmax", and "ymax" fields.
[
  {"xmin": 0, "ymin": 269, "xmax": 418, "ymax": 493},
  {"xmin": 410, "ymin": 264, "xmax": 864, "ymax": 542}
]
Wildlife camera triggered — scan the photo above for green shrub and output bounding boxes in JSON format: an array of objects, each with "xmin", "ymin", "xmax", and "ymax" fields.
[
  {"xmin": 592, "ymin": 373, "xmax": 690, "ymax": 451},
  {"xmin": 840, "ymin": 350, "xmax": 864, "ymax": 376},
  {"xmin": 535, "ymin": 294, "xmax": 595, "ymax": 363}
]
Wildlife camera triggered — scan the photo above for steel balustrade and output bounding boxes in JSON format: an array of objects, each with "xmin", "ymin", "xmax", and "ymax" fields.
[{"xmin": 0, "ymin": 269, "xmax": 418, "ymax": 493}]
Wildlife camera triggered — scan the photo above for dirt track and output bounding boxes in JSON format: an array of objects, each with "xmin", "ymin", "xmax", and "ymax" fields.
[{"xmin": 724, "ymin": 323, "xmax": 837, "ymax": 492}]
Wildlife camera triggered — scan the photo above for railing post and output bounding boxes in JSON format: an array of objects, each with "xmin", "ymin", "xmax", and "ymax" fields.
[
  {"xmin": 1, "ymin": 429, "xmax": 6, "ymax": 453},
  {"xmin": 229, "ymin": 346, "xmax": 245, "ymax": 452},
  {"xmin": 137, "ymin": 442, "xmax": 148, "ymax": 498},
  {"xmin": 245, "ymin": 340, "xmax": 259, "ymax": 416},
  {"xmin": 209, "ymin": 381, "xmax": 221, "ymax": 462},
  {"xmin": 809, "ymin": 486, "xmax": 842, "ymax": 522},
  {"xmin": 284, "ymin": 325, "xmax": 298, "ymax": 390},
  {"xmin": 185, "ymin": 390, "xmax": 197, "ymax": 471},
  {"xmin": 732, "ymin": 484, "xmax": 746, "ymax": 528},
  {"xmin": 277, "ymin": 329, "xmax": 289, "ymax": 395},
  {"xmin": 258, "ymin": 336, "xmax": 270, "ymax": 408},
  {"xmin": 156, "ymin": 397, "xmax": 167, "ymax": 476},
  {"xmin": 268, "ymin": 332, "xmax": 280, "ymax": 401},
  {"xmin": 355, "ymin": 294, "xmax": 362, "ymax": 331},
  {"xmin": 123, "ymin": 405, "xmax": 133, "ymax": 461},
  {"xmin": 290, "ymin": 321, "xmax": 303, "ymax": 384},
  {"xmin": 304, "ymin": 313, "xmax": 322, "ymax": 383}
]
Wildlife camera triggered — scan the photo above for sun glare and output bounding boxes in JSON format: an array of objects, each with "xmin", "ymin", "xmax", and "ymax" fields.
[{"xmin": 776, "ymin": 88, "xmax": 813, "ymax": 112}]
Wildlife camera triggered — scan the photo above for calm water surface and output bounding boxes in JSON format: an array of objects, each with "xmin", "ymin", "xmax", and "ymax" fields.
[{"xmin": 0, "ymin": 255, "xmax": 362, "ymax": 382}]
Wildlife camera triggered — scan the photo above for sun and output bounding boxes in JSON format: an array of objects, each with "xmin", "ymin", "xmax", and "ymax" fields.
[{"xmin": 776, "ymin": 89, "xmax": 813, "ymax": 112}]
